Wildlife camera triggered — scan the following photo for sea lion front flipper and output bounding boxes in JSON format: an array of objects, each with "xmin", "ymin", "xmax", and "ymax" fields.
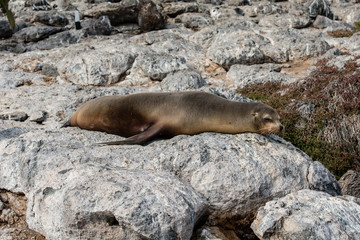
[{"xmin": 97, "ymin": 123, "xmax": 164, "ymax": 146}]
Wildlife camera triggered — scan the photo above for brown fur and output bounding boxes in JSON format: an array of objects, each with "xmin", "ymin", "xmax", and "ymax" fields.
[{"xmin": 66, "ymin": 91, "xmax": 283, "ymax": 145}]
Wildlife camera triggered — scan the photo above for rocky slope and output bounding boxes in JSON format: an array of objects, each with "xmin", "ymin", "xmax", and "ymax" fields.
[{"xmin": 1, "ymin": 0, "xmax": 360, "ymax": 239}]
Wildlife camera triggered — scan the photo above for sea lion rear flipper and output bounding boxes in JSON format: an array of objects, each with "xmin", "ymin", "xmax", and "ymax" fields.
[
  {"xmin": 98, "ymin": 123, "xmax": 164, "ymax": 145},
  {"xmin": 61, "ymin": 120, "xmax": 71, "ymax": 128}
]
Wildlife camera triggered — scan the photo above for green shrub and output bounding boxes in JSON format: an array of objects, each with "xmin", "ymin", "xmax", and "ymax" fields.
[{"xmin": 354, "ymin": 21, "xmax": 360, "ymax": 30}]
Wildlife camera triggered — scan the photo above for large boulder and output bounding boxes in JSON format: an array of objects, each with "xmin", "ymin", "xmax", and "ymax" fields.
[{"xmin": 251, "ymin": 189, "xmax": 360, "ymax": 239}]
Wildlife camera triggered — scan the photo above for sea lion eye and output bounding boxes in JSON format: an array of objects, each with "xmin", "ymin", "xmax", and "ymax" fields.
[{"xmin": 263, "ymin": 117, "xmax": 272, "ymax": 122}]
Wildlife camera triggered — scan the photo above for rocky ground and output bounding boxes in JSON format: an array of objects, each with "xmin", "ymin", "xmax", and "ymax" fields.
[{"xmin": 1, "ymin": 0, "xmax": 360, "ymax": 239}]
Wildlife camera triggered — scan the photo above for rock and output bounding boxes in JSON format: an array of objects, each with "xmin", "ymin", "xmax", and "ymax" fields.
[
  {"xmin": 84, "ymin": 2, "xmax": 138, "ymax": 26},
  {"xmin": 206, "ymin": 30, "xmax": 267, "ymax": 70},
  {"xmin": 251, "ymin": 189, "xmax": 360, "ymax": 240},
  {"xmin": 28, "ymin": 110, "xmax": 47, "ymax": 123},
  {"xmin": 26, "ymin": 0, "xmax": 52, "ymax": 11},
  {"xmin": 32, "ymin": 11, "xmax": 69, "ymax": 27},
  {"xmin": 0, "ymin": 109, "xmax": 341, "ymax": 238},
  {"xmin": 194, "ymin": 226, "xmax": 241, "ymax": 240},
  {"xmin": 313, "ymin": 15, "xmax": 355, "ymax": 30},
  {"xmin": 137, "ymin": 0, "xmax": 165, "ymax": 32},
  {"xmin": 161, "ymin": 70, "xmax": 207, "ymax": 91},
  {"xmin": 227, "ymin": 0, "xmax": 250, "ymax": 6},
  {"xmin": 307, "ymin": 0, "xmax": 334, "ymax": 19},
  {"xmin": 0, "ymin": 71, "xmax": 47, "ymax": 88},
  {"xmin": 0, "ymin": 111, "xmax": 28, "ymax": 122},
  {"xmin": 0, "ymin": 18, "xmax": 14, "ymax": 39},
  {"xmin": 209, "ymin": 6, "xmax": 244, "ymax": 20},
  {"xmin": 162, "ymin": 2, "xmax": 199, "ymax": 18},
  {"xmin": 13, "ymin": 25, "xmax": 63, "ymax": 43},
  {"xmin": 206, "ymin": 27, "xmax": 330, "ymax": 70},
  {"xmin": 227, "ymin": 64, "xmax": 296, "ymax": 89},
  {"xmin": 57, "ymin": 48, "xmax": 136, "ymax": 86},
  {"xmin": 175, "ymin": 13, "xmax": 213, "ymax": 30},
  {"xmin": 307, "ymin": 161, "xmax": 341, "ymax": 196},
  {"xmin": 251, "ymin": 2, "xmax": 284, "ymax": 16},
  {"xmin": 26, "ymin": 30, "xmax": 86, "ymax": 51},
  {"xmin": 258, "ymin": 14, "xmax": 311, "ymax": 29},
  {"xmin": 27, "ymin": 165, "xmax": 207, "ymax": 239},
  {"xmin": 1, "ymin": 0, "xmax": 359, "ymax": 238},
  {"xmin": 0, "ymin": 190, "xmax": 45, "ymax": 239},
  {"xmin": 344, "ymin": 5, "xmax": 360, "ymax": 23},
  {"xmin": 325, "ymin": 54, "xmax": 355, "ymax": 70},
  {"xmin": 339, "ymin": 170, "xmax": 360, "ymax": 198},
  {"xmin": 82, "ymin": 16, "xmax": 113, "ymax": 35},
  {"xmin": 132, "ymin": 53, "xmax": 188, "ymax": 81},
  {"xmin": 40, "ymin": 64, "xmax": 59, "ymax": 77}
]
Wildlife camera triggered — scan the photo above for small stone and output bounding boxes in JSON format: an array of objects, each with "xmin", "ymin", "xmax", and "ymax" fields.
[{"xmin": 0, "ymin": 111, "xmax": 29, "ymax": 122}]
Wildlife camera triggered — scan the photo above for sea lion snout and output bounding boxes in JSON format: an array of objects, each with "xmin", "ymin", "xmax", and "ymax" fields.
[{"xmin": 280, "ymin": 125, "xmax": 284, "ymax": 132}]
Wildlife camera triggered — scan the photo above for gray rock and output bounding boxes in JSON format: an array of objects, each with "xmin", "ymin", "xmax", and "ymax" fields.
[
  {"xmin": 190, "ymin": 19, "xmax": 257, "ymax": 49},
  {"xmin": 0, "ymin": 71, "xmax": 47, "ymax": 88},
  {"xmin": 227, "ymin": 0, "xmax": 250, "ymax": 6},
  {"xmin": 84, "ymin": 2, "xmax": 138, "ymax": 26},
  {"xmin": 313, "ymin": 15, "xmax": 355, "ymax": 30},
  {"xmin": 308, "ymin": 161, "xmax": 341, "ymax": 196},
  {"xmin": 227, "ymin": 64, "xmax": 297, "ymax": 89},
  {"xmin": 134, "ymin": 53, "xmax": 188, "ymax": 81},
  {"xmin": 175, "ymin": 13, "xmax": 214, "ymax": 30},
  {"xmin": 339, "ymin": 170, "xmax": 360, "ymax": 198},
  {"xmin": 162, "ymin": 2, "xmax": 199, "ymax": 18},
  {"xmin": 344, "ymin": 5, "xmax": 360, "ymax": 23},
  {"xmin": 325, "ymin": 54, "xmax": 354, "ymax": 70},
  {"xmin": 26, "ymin": 30, "xmax": 86, "ymax": 51},
  {"xmin": 206, "ymin": 30, "xmax": 267, "ymax": 70},
  {"xmin": 342, "ymin": 32, "xmax": 360, "ymax": 52},
  {"xmin": 57, "ymin": 48, "xmax": 136, "ymax": 85},
  {"xmin": 0, "ymin": 18, "xmax": 13, "ymax": 39},
  {"xmin": 140, "ymin": 30, "xmax": 205, "ymax": 73},
  {"xmin": 13, "ymin": 25, "xmax": 63, "ymax": 43},
  {"xmin": 32, "ymin": 11, "xmax": 69, "ymax": 27},
  {"xmin": 0, "ymin": 111, "xmax": 28, "ymax": 122},
  {"xmin": 82, "ymin": 16, "xmax": 113, "ymax": 35},
  {"xmin": 26, "ymin": 0, "xmax": 52, "ymax": 11},
  {"xmin": 251, "ymin": 2, "xmax": 284, "ymax": 16},
  {"xmin": 251, "ymin": 189, "xmax": 360, "ymax": 240},
  {"xmin": 261, "ymin": 28, "xmax": 330, "ymax": 62},
  {"xmin": 40, "ymin": 64, "xmax": 59, "ymax": 77},
  {"xmin": 27, "ymin": 165, "xmax": 207, "ymax": 239},
  {"xmin": 137, "ymin": 0, "xmax": 165, "ymax": 32},
  {"xmin": 28, "ymin": 110, "xmax": 47, "ymax": 123},
  {"xmin": 258, "ymin": 14, "xmax": 311, "ymax": 29},
  {"xmin": 207, "ymin": 28, "xmax": 330, "ymax": 69},
  {"xmin": 161, "ymin": 70, "xmax": 207, "ymax": 91},
  {"xmin": 307, "ymin": 0, "xmax": 334, "ymax": 19},
  {"xmin": 0, "ymin": 111, "xmax": 340, "ymax": 233}
]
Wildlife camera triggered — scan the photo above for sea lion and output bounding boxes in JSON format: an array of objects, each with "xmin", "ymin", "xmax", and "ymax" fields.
[{"xmin": 65, "ymin": 91, "xmax": 284, "ymax": 145}]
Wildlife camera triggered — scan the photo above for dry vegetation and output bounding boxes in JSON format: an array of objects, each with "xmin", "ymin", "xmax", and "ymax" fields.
[
  {"xmin": 327, "ymin": 21, "xmax": 360, "ymax": 38},
  {"xmin": 238, "ymin": 57, "xmax": 360, "ymax": 179}
]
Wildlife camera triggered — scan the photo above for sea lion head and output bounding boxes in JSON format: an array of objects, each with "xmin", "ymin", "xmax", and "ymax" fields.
[{"xmin": 252, "ymin": 103, "xmax": 284, "ymax": 135}]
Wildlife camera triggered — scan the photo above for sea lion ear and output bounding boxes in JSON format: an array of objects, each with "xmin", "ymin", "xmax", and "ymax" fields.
[{"xmin": 252, "ymin": 112, "xmax": 258, "ymax": 118}]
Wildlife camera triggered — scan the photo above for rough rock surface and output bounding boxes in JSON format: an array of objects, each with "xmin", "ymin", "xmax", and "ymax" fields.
[
  {"xmin": 1, "ymin": 0, "xmax": 359, "ymax": 239},
  {"xmin": 251, "ymin": 189, "xmax": 360, "ymax": 240},
  {"xmin": 339, "ymin": 170, "xmax": 360, "ymax": 198}
]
